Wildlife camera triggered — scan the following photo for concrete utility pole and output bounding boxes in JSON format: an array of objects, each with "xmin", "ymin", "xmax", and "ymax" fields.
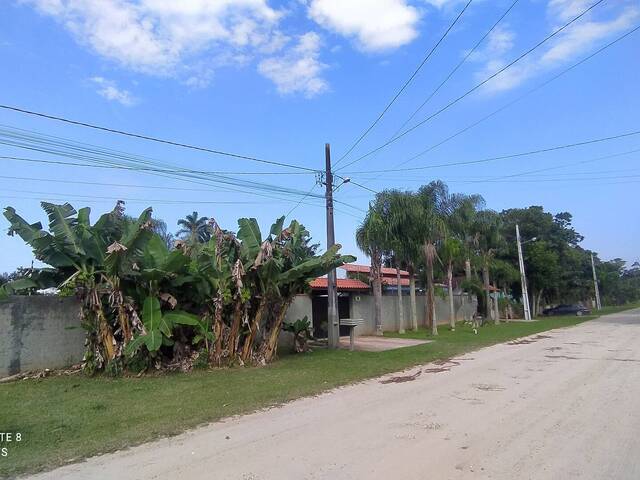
[
  {"xmin": 325, "ymin": 143, "xmax": 340, "ymax": 349},
  {"xmin": 591, "ymin": 253, "xmax": 602, "ymax": 310},
  {"xmin": 516, "ymin": 224, "xmax": 532, "ymax": 321}
]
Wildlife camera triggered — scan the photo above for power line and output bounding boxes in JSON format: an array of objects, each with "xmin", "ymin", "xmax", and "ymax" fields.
[
  {"xmin": 343, "ymin": 129, "xmax": 640, "ymax": 174},
  {"xmin": 0, "ymin": 104, "xmax": 315, "ymax": 172},
  {"xmin": 1, "ymin": 192, "xmax": 364, "ymax": 220},
  {"xmin": 0, "ymin": 123, "xmax": 314, "ymax": 176},
  {"xmin": 392, "ymin": 0, "xmax": 521, "ymax": 141},
  {"xmin": 337, "ymin": 0, "xmax": 607, "ymax": 170},
  {"xmin": 0, "ymin": 127, "xmax": 325, "ymax": 199},
  {"xmin": 340, "ymin": 0, "xmax": 520, "ymax": 183},
  {"xmin": 341, "ymin": 24, "xmax": 640, "ymax": 179},
  {"xmin": 333, "ymin": 0, "xmax": 474, "ymax": 166},
  {"xmin": 0, "ymin": 158, "xmax": 367, "ymax": 214},
  {"xmin": 345, "ymin": 179, "xmax": 378, "ymax": 195},
  {"xmin": 286, "ymin": 183, "xmax": 319, "ymax": 218},
  {"xmin": 485, "ymin": 147, "xmax": 640, "ymax": 181},
  {"xmin": 0, "ymin": 154, "xmax": 330, "ymax": 207}
]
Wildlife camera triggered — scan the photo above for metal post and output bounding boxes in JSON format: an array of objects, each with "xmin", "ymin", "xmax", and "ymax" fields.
[
  {"xmin": 325, "ymin": 143, "xmax": 339, "ymax": 349},
  {"xmin": 516, "ymin": 224, "xmax": 532, "ymax": 321},
  {"xmin": 591, "ymin": 253, "xmax": 602, "ymax": 310}
]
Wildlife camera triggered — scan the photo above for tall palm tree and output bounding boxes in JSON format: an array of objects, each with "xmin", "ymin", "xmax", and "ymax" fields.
[
  {"xmin": 381, "ymin": 190, "xmax": 418, "ymax": 334},
  {"xmin": 177, "ymin": 211, "xmax": 210, "ymax": 246},
  {"xmin": 439, "ymin": 236, "xmax": 463, "ymax": 330},
  {"xmin": 356, "ymin": 201, "xmax": 387, "ymax": 336},
  {"xmin": 474, "ymin": 209, "xmax": 503, "ymax": 324},
  {"xmin": 416, "ymin": 182, "xmax": 448, "ymax": 336},
  {"xmin": 446, "ymin": 193, "xmax": 485, "ymax": 323}
]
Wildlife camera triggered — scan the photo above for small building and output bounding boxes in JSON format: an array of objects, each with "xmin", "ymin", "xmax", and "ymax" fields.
[
  {"xmin": 283, "ymin": 263, "xmax": 477, "ymax": 338},
  {"xmin": 307, "ymin": 277, "xmax": 370, "ymax": 338}
]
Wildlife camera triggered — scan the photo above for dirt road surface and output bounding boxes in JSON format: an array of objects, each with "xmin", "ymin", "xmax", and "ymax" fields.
[{"xmin": 28, "ymin": 309, "xmax": 640, "ymax": 480}]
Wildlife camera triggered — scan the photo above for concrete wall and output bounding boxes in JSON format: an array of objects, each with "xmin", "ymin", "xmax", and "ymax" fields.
[
  {"xmin": 350, "ymin": 292, "xmax": 476, "ymax": 335},
  {"xmin": 285, "ymin": 291, "xmax": 477, "ymax": 337},
  {"xmin": 0, "ymin": 296, "xmax": 85, "ymax": 378}
]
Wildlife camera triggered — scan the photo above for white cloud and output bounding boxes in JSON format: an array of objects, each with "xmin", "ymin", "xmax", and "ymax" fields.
[
  {"xmin": 25, "ymin": 0, "xmax": 327, "ymax": 94},
  {"xmin": 468, "ymin": 25, "xmax": 515, "ymax": 63},
  {"xmin": 472, "ymin": 1, "xmax": 639, "ymax": 93},
  {"xmin": 90, "ymin": 77, "xmax": 136, "ymax": 105},
  {"xmin": 547, "ymin": 0, "xmax": 593, "ymax": 23},
  {"xmin": 258, "ymin": 32, "xmax": 328, "ymax": 97},
  {"xmin": 423, "ymin": 0, "xmax": 463, "ymax": 8},
  {"xmin": 540, "ymin": 7, "xmax": 639, "ymax": 65},
  {"xmin": 307, "ymin": 0, "xmax": 419, "ymax": 52}
]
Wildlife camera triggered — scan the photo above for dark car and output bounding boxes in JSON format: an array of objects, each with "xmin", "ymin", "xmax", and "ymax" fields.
[{"xmin": 542, "ymin": 304, "xmax": 591, "ymax": 316}]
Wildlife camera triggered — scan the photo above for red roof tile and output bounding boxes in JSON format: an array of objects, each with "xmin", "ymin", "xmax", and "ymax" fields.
[
  {"xmin": 341, "ymin": 264, "xmax": 410, "ymax": 277},
  {"xmin": 309, "ymin": 278, "xmax": 370, "ymax": 291},
  {"xmin": 381, "ymin": 277, "xmax": 411, "ymax": 286}
]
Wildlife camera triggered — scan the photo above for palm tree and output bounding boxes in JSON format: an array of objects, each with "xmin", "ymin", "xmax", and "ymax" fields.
[
  {"xmin": 356, "ymin": 201, "xmax": 387, "ymax": 336},
  {"xmin": 177, "ymin": 211, "xmax": 210, "ymax": 245},
  {"xmin": 439, "ymin": 237, "xmax": 463, "ymax": 330},
  {"xmin": 446, "ymin": 193, "xmax": 485, "ymax": 323},
  {"xmin": 381, "ymin": 190, "xmax": 419, "ymax": 334},
  {"xmin": 474, "ymin": 210, "xmax": 503, "ymax": 324},
  {"xmin": 416, "ymin": 182, "xmax": 448, "ymax": 336}
]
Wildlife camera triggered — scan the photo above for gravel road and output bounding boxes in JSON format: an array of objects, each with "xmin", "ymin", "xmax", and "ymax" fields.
[{"xmin": 28, "ymin": 309, "xmax": 640, "ymax": 480}]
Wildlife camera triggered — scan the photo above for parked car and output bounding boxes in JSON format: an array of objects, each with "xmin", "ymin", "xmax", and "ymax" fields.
[{"xmin": 542, "ymin": 304, "xmax": 591, "ymax": 316}]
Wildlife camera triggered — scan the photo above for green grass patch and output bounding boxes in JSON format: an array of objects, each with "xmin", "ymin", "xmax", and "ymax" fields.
[{"xmin": 1, "ymin": 303, "xmax": 638, "ymax": 477}]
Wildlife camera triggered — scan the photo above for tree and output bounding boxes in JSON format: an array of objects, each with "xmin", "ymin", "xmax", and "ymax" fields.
[
  {"xmin": 356, "ymin": 199, "xmax": 388, "ymax": 336},
  {"xmin": 379, "ymin": 190, "xmax": 420, "ymax": 334},
  {"xmin": 177, "ymin": 211, "xmax": 210, "ymax": 245},
  {"xmin": 4, "ymin": 201, "xmax": 354, "ymax": 372},
  {"xmin": 439, "ymin": 237, "xmax": 463, "ymax": 330},
  {"xmin": 416, "ymin": 181, "xmax": 448, "ymax": 335},
  {"xmin": 473, "ymin": 210, "xmax": 503, "ymax": 323}
]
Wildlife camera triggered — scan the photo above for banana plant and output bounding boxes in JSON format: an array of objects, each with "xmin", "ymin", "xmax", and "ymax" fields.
[{"xmin": 125, "ymin": 296, "xmax": 203, "ymax": 356}]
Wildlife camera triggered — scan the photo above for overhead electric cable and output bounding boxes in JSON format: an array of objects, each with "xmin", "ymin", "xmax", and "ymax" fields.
[
  {"xmin": 344, "ymin": 24, "xmax": 640, "ymax": 181},
  {"xmin": 333, "ymin": 0, "xmax": 475, "ymax": 166},
  {"xmin": 0, "ymin": 105, "xmax": 315, "ymax": 171},
  {"xmin": 337, "ymin": 0, "xmax": 607, "ymax": 170},
  {"xmin": 392, "ymin": 0, "xmax": 521, "ymax": 140},
  {"xmin": 342, "ymin": 129, "xmax": 640, "ymax": 174}
]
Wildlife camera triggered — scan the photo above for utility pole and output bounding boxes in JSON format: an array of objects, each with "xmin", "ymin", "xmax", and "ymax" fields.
[
  {"xmin": 516, "ymin": 224, "xmax": 532, "ymax": 321},
  {"xmin": 325, "ymin": 143, "xmax": 339, "ymax": 349},
  {"xmin": 591, "ymin": 252, "xmax": 602, "ymax": 310}
]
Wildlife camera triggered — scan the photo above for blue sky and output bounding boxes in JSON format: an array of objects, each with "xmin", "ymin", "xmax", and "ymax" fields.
[{"xmin": 0, "ymin": 0, "xmax": 638, "ymax": 273}]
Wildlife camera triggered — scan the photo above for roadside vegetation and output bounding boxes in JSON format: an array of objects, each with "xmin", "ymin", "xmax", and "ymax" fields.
[
  {"xmin": 355, "ymin": 181, "xmax": 640, "ymax": 333},
  {"xmin": 2, "ymin": 202, "xmax": 353, "ymax": 373},
  {"xmin": 2, "ymin": 303, "xmax": 639, "ymax": 477}
]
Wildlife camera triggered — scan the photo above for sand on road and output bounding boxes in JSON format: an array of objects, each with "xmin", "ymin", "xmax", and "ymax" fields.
[{"xmin": 27, "ymin": 309, "xmax": 640, "ymax": 480}]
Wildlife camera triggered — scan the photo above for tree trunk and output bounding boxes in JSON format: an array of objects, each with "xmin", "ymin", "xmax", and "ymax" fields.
[
  {"xmin": 463, "ymin": 258, "xmax": 472, "ymax": 321},
  {"xmin": 409, "ymin": 265, "xmax": 418, "ymax": 331},
  {"xmin": 241, "ymin": 297, "xmax": 267, "ymax": 363},
  {"xmin": 424, "ymin": 242, "xmax": 438, "ymax": 336},
  {"xmin": 396, "ymin": 265, "xmax": 405, "ymax": 334},
  {"xmin": 447, "ymin": 262, "xmax": 455, "ymax": 331},
  {"xmin": 482, "ymin": 261, "xmax": 491, "ymax": 320},
  {"xmin": 228, "ymin": 298, "xmax": 244, "ymax": 359},
  {"xmin": 372, "ymin": 253, "xmax": 383, "ymax": 336},
  {"xmin": 262, "ymin": 298, "xmax": 293, "ymax": 363},
  {"xmin": 492, "ymin": 282, "xmax": 500, "ymax": 325},
  {"xmin": 535, "ymin": 288, "xmax": 544, "ymax": 318}
]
